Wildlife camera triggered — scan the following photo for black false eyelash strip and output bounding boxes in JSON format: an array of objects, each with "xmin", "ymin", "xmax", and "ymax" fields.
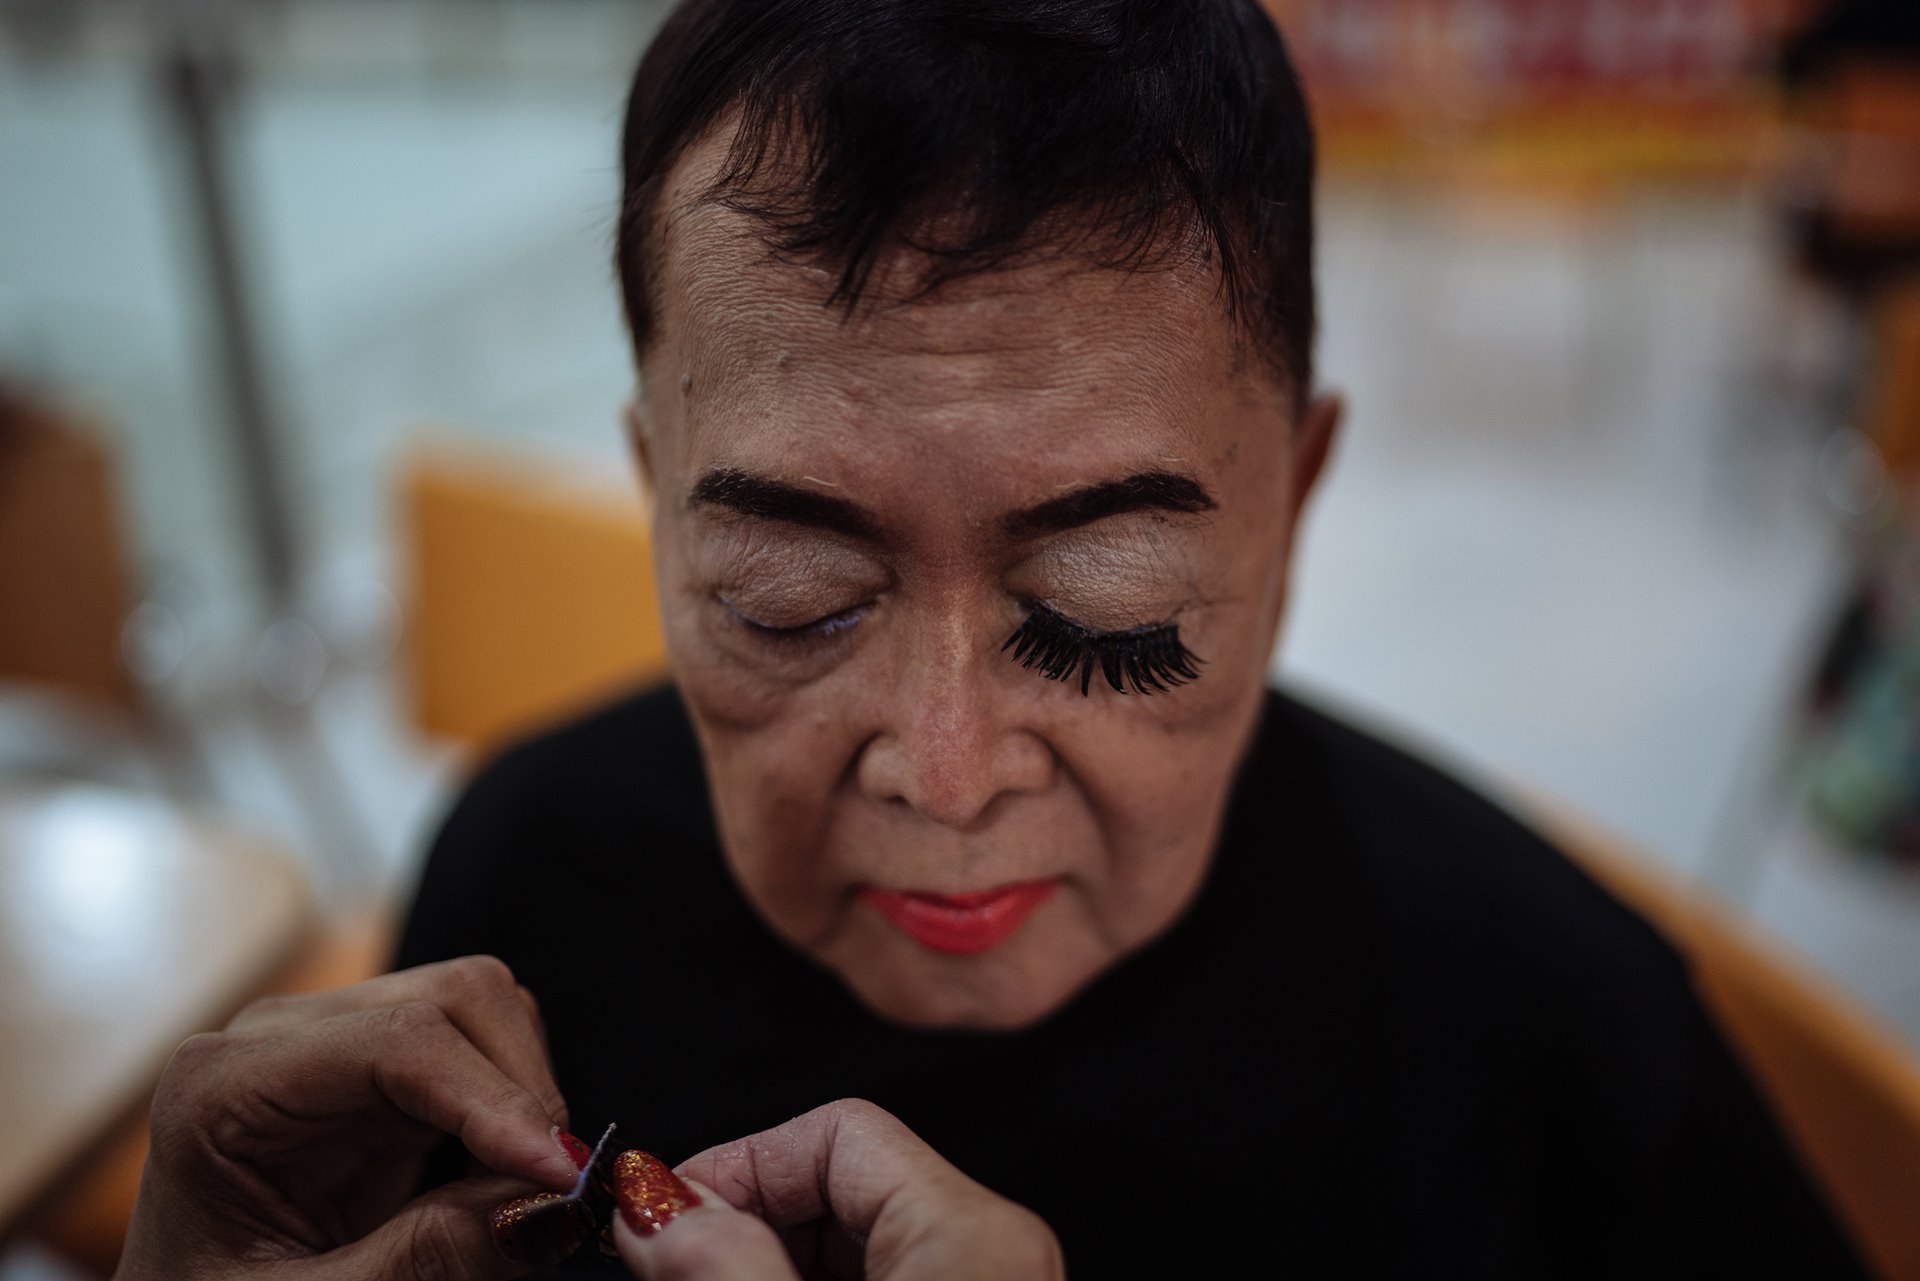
[{"xmin": 1002, "ymin": 604, "xmax": 1202, "ymax": 696}]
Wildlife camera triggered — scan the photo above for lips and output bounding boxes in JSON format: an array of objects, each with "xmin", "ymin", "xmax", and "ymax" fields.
[{"xmin": 859, "ymin": 880, "xmax": 1057, "ymax": 955}]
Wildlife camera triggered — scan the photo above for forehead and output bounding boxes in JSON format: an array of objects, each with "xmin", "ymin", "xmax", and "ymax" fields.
[{"xmin": 643, "ymin": 132, "xmax": 1283, "ymax": 480}]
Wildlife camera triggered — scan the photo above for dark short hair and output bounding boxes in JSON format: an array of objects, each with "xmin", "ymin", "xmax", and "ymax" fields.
[{"xmin": 615, "ymin": 0, "xmax": 1317, "ymax": 398}]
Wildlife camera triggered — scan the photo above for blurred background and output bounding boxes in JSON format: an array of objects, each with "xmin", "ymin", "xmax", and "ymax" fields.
[{"xmin": 3, "ymin": 0, "xmax": 1920, "ymax": 1276}]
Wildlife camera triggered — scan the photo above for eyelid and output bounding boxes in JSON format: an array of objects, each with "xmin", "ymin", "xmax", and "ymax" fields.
[
  {"xmin": 1034, "ymin": 601, "xmax": 1174, "ymax": 637},
  {"xmin": 720, "ymin": 595, "xmax": 871, "ymax": 642}
]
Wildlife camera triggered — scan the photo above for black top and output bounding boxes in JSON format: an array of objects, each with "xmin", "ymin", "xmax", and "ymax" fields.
[{"xmin": 397, "ymin": 684, "xmax": 1870, "ymax": 1279}]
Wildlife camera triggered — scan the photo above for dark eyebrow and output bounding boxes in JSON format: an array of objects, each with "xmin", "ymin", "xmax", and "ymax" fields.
[
  {"xmin": 1002, "ymin": 471, "xmax": 1217, "ymax": 540},
  {"xmin": 689, "ymin": 468, "xmax": 885, "ymax": 541},
  {"xmin": 688, "ymin": 466, "xmax": 1216, "ymax": 544}
]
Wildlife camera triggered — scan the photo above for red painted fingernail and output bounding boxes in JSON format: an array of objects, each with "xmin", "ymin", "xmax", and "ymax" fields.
[
  {"xmin": 613, "ymin": 1149, "xmax": 700, "ymax": 1235},
  {"xmin": 489, "ymin": 1191, "xmax": 594, "ymax": 1265},
  {"xmin": 554, "ymin": 1126, "xmax": 595, "ymax": 1170}
]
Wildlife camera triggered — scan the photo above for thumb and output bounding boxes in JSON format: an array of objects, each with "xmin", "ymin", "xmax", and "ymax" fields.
[
  {"xmin": 333, "ymin": 1174, "xmax": 536, "ymax": 1281},
  {"xmin": 610, "ymin": 1162, "xmax": 797, "ymax": 1281}
]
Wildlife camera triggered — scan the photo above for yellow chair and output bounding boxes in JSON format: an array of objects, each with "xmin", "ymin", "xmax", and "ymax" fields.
[
  {"xmin": 1867, "ymin": 276, "xmax": 1920, "ymax": 480},
  {"xmin": 0, "ymin": 393, "xmax": 137, "ymax": 712},
  {"xmin": 31, "ymin": 908, "xmax": 392, "ymax": 1277},
  {"xmin": 399, "ymin": 441, "xmax": 672, "ymax": 753},
  {"xmin": 1528, "ymin": 798, "xmax": 1920, "ymax": 1281}
]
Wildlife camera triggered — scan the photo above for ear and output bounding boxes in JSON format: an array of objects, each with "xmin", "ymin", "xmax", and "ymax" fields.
[
  {"xmin": 1258, "ymin": 390, "xmax": 1344, "ymax": 662},
  {"xmin": 625, "ymin": 398, "xmax": 657, "ymax": 501},
  {"xmin": 1290, "ymin": 390, "xmax": 1343, "ymax": 510}
]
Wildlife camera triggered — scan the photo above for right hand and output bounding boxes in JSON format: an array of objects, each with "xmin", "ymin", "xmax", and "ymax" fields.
[
  {"xmin": 116, "ymin": 955, "xmax": 579, "ymax": 1281},
  {"xmin": 610, "ymin": 1099, "xmax": 1064, "ymax": 1281}
]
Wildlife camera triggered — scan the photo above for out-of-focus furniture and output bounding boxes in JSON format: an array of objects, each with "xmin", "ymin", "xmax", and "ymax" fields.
[
  {"xmin": 0, "ymin": 396, "xmax": 136, "ymax": 712},
  {"xmin": 27, "ymin": 904, "xmax": 396, "ymax": 1276},
  {"xmin": 1530, "ymin": 797, "xmax": 1920, "ymax": 1281},
  {"xmin": 1868, "ymin": 276, "xmax": 1920, "ymax": 479},
  {"xmin": 0, "ymin": 388, "xmax": 215, "ymax": 802},
  {"xmin": 1811, "ymin": 62, "xmax": 1920, "ymax": 255},
  {"xmin": 401, "ymin": 442, "xmax": 671, "ymax": 752},
  {"xmin": 1781, "ymin": 59, "xmax": 1920, "ymax": 295},
  {"xmin": 0, "ymin": 783, "xmax": 313, "ymax": 1244}
]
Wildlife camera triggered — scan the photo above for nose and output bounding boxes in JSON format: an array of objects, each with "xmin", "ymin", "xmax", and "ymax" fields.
[{"xmin": 856, "ymin": 617, "xmax": 1053, "ymax": 830}]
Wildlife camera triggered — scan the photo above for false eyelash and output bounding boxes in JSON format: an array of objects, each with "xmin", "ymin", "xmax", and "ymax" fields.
[{"xmin": 1002, "ymin": 603, "xmax": 1202, "ymax": 696}]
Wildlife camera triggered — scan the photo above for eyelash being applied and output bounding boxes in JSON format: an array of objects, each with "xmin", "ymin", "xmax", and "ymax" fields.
[{"xmin": 1002, "ymin": 603, "xmax": 1202, "ymax": 696}]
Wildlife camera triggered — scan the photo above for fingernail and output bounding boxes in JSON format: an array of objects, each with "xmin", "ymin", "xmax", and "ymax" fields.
[
  {"xmin": 490, "ymin": 1191, "xmax": 594, "ymax": 1266},
  {"xmin": 613, "ymin": 1149, "xmax": 700, "ymax": 1236},
  {"xmin": 553, "ymin": 1126, "xmax": 595, "ymax": 1170}
]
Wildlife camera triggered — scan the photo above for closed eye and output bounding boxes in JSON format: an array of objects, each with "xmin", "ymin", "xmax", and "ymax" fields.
[{"xmin": 723, "ymin": 597, "xmax": 871, "ymax": 643}]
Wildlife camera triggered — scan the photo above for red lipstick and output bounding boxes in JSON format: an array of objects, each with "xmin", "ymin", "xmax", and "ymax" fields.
[{"xmin": 860, "ymin": 881, "xmax": 1057, "ymax": 955}]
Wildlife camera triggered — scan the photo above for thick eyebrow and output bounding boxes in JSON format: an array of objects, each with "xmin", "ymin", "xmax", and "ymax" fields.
[
  {"xmin": 687, "ymin": 466, "xmax": 1217, "ymax": 544},
  {"xmin": 1002, "ymin": 471, "xmax": 1217, "ymax": 540},
  {"xmin": 688, "ymin": 468, "xmax": 886, "ymax": 541}
]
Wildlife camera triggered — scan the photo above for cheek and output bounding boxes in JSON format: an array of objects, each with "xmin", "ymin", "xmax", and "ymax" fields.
[
  {"xmin": 1080, "ymin": 721, "xmax": 1233, "ymax": 838},
  {"xmin": 673, "ymin": 664, "xmax": 869, "ymax": 928},
  {"xmin": 651, "ymin": 547, "xmax": 853, "ymax": 890},
  {"xmin": 1056, "ymin": 695, "xmax": 1259, "ymax": 903},
  {"xmin": 682, "ymin": 684, "xmax": 851, "ymax": 820}
]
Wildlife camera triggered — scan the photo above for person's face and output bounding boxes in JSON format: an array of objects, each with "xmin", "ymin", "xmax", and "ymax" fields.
[{"xmin": 632, "ymin": 137, "xmax": 1339, "ymax": 1030}]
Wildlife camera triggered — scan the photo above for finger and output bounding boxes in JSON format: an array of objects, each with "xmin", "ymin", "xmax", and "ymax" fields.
[
  {"xmin": 338, "ymin": 1172, "xmax": 540, "ymax": 1281},
  {"xmin": 206, "ymin": 1003, "xmax": 580, "ymax": 1189},
  {"xmin": 357, "ymin": 1002, "xmax": 581, "ymax": 1188},
  {"xmin": 676, "ymin": 1099, "xmax": 960, "ymax": 1234},
  {"xmin": 225, "ymin": 959, "xmax": 481, "ymax": 1032},
  {"xmin": 228, "ymin": 958, "xmax": 569, "ymax": 1131},
  {"xmin": 676, "ymin": 1101, "xmax": 1062, "ymax": 1280},
  {"xmin": 611, "ymin": 1177, "xmax": 800, "ymax": 1281}
]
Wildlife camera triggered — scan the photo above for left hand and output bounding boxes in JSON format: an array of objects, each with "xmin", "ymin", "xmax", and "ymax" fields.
[
  {"xmin": 115, "ymin": 957, "xmax": 579, "ymax": 1281},
  {"xmin": 608, "ymin": 1099, "xmax": 1063, "ymax": 1281}
]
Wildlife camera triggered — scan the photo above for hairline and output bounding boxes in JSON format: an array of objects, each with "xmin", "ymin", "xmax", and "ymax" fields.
[{"xmin": 623, "ymin": 111, "xmax": 1306, "ymax": 409}]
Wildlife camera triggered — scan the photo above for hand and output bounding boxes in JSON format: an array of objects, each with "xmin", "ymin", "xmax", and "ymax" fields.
[
  {"xmin": 115, "ymin": 956, "xmax": 581, "ymax": 1281},
  {"xmin": 610, "ymin": 1099, "xmax": 1063, "ymax": 1281}
]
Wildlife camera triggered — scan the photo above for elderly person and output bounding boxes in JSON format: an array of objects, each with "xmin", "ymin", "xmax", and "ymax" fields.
[{"xmin": 118, "ymin": 2, "xmax": 1870, "ymax": 1279}]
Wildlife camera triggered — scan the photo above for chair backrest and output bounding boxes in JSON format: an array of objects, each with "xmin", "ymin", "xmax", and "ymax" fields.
[
  {"xmin": 1808, "ymin": 60, "xmax": 1920, "ymax": 251},
  {"xmin": 400, "ymin": 442, "xmax": 671, "ymax": 753},
  {"xmin": 0, "ymin": 397, "xmax": 135, "ymax": 711},
  {"xmin": 1531, "ymin": 799, "xmax": 1920, "ymax": 1281},
  {"xmin": 1868, "ymin": 276, "xmax": 1920, "ymax": 480}
]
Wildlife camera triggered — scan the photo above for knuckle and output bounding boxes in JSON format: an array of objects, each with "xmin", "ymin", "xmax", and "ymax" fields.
[
  {"xmin": 445, "ymin": 954, "xmax": 516, "ymax": 998},
  {"xmin": 398, "ymin": 1206, "xmax": 485, "ymax": 1281},
  {"xmin": 151, "ymin": 1032, "xmax": 224, "ymax": 1108},
  {"xmin": 985, "ymin": 1202, "xmax": 1063, "ymax": 1274},
  {"xmin": 148, "ymin": 1032, "xmax": 239, "ymax": 1146},
  {"xmin": 165, "ymin": 1030, "xmax": 227, "ymax": 1073},
  {"xmin": 381, "ymin": 999, "xmax": 452, "ymax": 1042},
  {"xmin": 229, "ymin": 990, "xmax": 298, "ymax": 1028},
  {"xmin": 824, "ymin": 1096, "xmax": 889, "ymax": 1124},
  {"xmin": 824, "ymin": 1096, "xmax": 905, "ymax": 1138}
]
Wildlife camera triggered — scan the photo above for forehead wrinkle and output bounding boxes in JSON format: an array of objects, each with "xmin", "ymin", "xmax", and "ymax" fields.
[
  {"xmin": 647, "ymin": 137, "xmax": 1256, "ymax": 471},
  {"xmin": 667, "ymin": 257, "xmax": 1228, "ymax": 452}
]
